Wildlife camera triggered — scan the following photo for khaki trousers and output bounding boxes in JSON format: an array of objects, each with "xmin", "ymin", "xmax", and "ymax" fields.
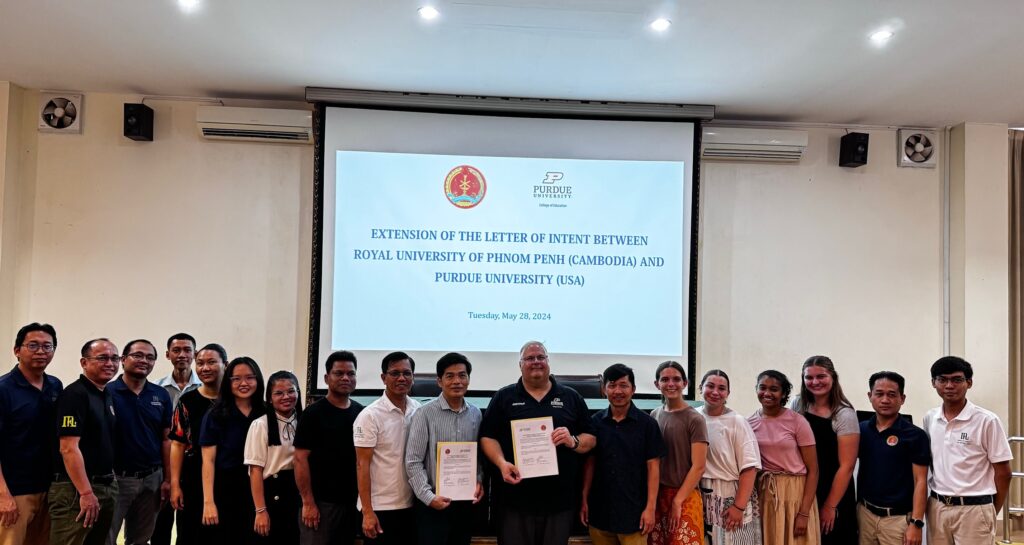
[
  {"xmin": 925, "ymin": 497, "xmax": 996, "ymax": 545},
  {"xmin": 0, "ymin": 492, "xmax": 50, "ymax": 545},
  {"xmin": 856, "ymin": 503, "xmax": 907, "ymax": 545}
]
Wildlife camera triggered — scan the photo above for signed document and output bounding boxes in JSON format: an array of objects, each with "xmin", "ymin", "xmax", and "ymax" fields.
[
  {"xmin": 511, "ymin": 417, "xmax": 559, "ymax": 479},
  {"xmin": 436, "ymin": 442, "xmax": 477, "ymax": 501}
]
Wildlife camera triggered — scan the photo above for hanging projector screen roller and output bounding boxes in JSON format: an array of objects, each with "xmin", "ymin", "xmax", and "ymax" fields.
[{"xmin": 315, "ymin": 107, "xmax": 697, "ymax": 394}]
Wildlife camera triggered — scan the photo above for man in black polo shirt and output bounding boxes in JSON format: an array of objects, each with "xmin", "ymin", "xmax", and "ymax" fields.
[
  {"xmin": 581, "ymin": 364, "xmax": 663, "ymax": 545},
  {"xmin": 293, "ymin": 350, "xmax": 364, "ymax": 545},
  {"xmin": 49, "ymin": 338, "xmax": 120, "ymax": 545},
  {"xmin": 480, "ymin": 340, "xmax": 596, "ymax": 545},
  {"xmin": 0, "ymin": 323, "xmax": 63, "ymax": 545},
  {"xmin": 107, "ymin": 340, "xmax": 172, "ymax": 545},
  {"xmin": 857, "ymin": 371, "xmax": 930, "ymax": 545}
]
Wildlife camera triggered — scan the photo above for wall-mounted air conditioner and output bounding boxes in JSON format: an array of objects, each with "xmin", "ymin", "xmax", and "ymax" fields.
[
  {"xmin": 196, "ymin": 107, "xmax": 312, "ymax": 144},
  {"xmin": 701, "ymin": 127, "xmax": 808, "ymax": 163}
]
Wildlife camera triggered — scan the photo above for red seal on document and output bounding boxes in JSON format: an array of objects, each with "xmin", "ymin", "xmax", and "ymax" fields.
[
  {"xmin": 886, "ymin": 435, "xmax": 899, "ymax": 446},
  {"xmin": 444, "ymin": 165, "xmax": 486, "ymax": 209},
  {"xmin": 540, "ymin": 424, "xmax": 547, "ymax": 431}
]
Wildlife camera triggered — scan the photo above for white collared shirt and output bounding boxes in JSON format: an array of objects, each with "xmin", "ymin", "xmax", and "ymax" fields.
[
  {"xmin": 155, "ymin": 370, "xmax": 203, "ymax": 407},
  {"xmin": 923, "ymin": 400, "xmax": 1013, "ymax": 496},
  {"xmin": 353, "ymin": 394, "xmax": 421, "ymax": 511}
]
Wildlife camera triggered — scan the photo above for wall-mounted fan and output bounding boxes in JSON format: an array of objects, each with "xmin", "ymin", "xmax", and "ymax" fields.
[
  {"xmin": 898, "ymin": 129, "xmax": 937, "ymax": 168},
  {"xmin": 38, "ymin": 92, "xmax": 83, "ymax": 134}
]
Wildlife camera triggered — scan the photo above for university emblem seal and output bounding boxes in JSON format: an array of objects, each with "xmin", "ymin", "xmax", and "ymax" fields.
[
  {"xmin": 444, "ymin": 165, "xmax": 486, "ymax": 208},
  {"xmin": 886, "ymin": 435, "xmax": 899, "ymax": 446}
]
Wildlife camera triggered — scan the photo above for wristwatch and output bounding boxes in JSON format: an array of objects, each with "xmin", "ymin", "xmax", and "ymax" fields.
[
  {"xmin": 906, "ymin": 516, "xmax": 924, "ymax": 529},
  {"xmin": 571, "ymin": 435, "xmax": 580, "ymax": 450}
]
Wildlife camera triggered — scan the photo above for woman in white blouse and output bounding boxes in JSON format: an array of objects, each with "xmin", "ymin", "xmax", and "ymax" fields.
[
  {"xmin": 245, "ymin": 370, "xmax": 303, "ymax": 544},
  {"xmin": 697, "ymin": 369, "xmax": 763, "ymax": 545}
]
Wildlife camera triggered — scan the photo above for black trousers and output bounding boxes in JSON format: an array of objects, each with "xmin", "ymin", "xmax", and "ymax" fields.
[
  {"xmin": 413, "ymin": 500, "xmax": 473, "ymax": 545},
  {"xmin": 362, "ymin": 507, "xmax": 415, "ymax": 545},
  {"xmin": 252, "ymin": 469, "xmax": 300, "ymax": 545}
]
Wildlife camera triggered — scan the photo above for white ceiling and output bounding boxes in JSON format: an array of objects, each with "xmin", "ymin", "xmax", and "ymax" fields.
[{"xmin": 2, "ymin": 0, "xmax": 1022, "ymax": 127}]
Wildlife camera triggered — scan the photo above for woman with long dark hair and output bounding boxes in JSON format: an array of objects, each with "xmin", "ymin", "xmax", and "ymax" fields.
[
  {"xmin": 200, "ymin": 357, "xmax": 266, "ymax": 543},
  {"xmin": 245, "ymin": 370, "xmax": 303, "ymax": 544},
  {"xmin": 697, "ymin": 369, "xmax": 762, "ymax": 545},
  {"xmin": 748, "ymin": 370, "xmax": 819, "ymax": 545},
  {"xmin": 649, "ymin": 361, "xmax": 708, "ymax": 545},
  {"xmin": 790, "ymin": 356, "xmax": 859, "ymax": 545}
]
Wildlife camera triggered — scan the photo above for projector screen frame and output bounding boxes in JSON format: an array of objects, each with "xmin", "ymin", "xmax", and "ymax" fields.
[{"xmin": 305, "ymin": 99, "xmax": 703, "ymax": 400}]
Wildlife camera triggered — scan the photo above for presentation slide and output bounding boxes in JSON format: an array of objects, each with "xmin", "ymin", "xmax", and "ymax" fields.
[
  {"xmin": 333, "ymin": 151, "xmax": 684, "ymax": 356},
  {"xmin": 315, "ymin": 107, "xmax": 696, "ymax": 394}
]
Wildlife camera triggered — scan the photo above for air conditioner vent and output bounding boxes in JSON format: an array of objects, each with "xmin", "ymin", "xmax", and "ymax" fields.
[
  {"xmin": 702, "ymin": 127, "xmax": 808, "ymax": 163},
  {"xmin": 196, "ymin": 106, "xmax": 312, "ymax": 144},
  {"xmin": 200, "ymin": 128, "xmax": 309, "ymax": 141}
]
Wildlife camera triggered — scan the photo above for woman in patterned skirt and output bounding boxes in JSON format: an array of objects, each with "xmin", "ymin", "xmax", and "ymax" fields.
[
  {"xmin": 697, "ymin": 370, "xmax": 762, "ymax": 545},
  {"xmin": 649, "ymin": 361, "xmax": 708, "ymax": 545}
]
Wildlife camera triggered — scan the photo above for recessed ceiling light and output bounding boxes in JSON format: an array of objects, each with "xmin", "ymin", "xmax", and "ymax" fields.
[
  {"xmin": 650, "ymin": 18, "xmax": 671, "ymax": 32},
  {"xmin": 178, "ymin": 0, "xmax": 200, "ymax": 12},
  {"xmin": 870, "ymin": 29, "xmax": 894, "ymax": 44},
  {"xmin": 418, "ymin": 6, "xmax": 440, "ymax": 20}
]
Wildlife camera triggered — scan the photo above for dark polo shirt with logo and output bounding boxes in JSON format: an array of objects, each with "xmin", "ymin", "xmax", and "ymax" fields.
[
  {"xmin": 109, "ymin": 377, "xmax": 172, "ymax": 473},
  {"xmin": 0, "ymin": 366, "xmax": 63, "ymax": 495},
  {"xmin": 53, "ymin": 375, "xmax": 116, "ymax": 478},
  {"xmin": 479, "ymin": 377, "xmax": 594, "ymax": 513},
  {"xmin": 857, "ymin": 415, "xmax": 931, "ymax": 512}
]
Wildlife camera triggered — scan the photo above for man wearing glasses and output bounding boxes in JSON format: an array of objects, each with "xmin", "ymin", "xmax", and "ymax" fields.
[
  {"xmin": 49, "ymin": 338, "xmax": 120, "ymax": 545},
  {"xmin": 922, "ymin": 356, "xmax": 1013, "ymax": 545},
  {"xmin": 479, "ymin": 340, "xmax": 596, "ymax": 545},
  {"xmin": 353, "ymin": 351, "xmax": 421, "ymax": 545},
  {"xmin": 0, "ymin": 323, "xmax": 63, "ymax": 545},
  {"xmin": 106, "ymin": 340, "xmax": 172, "ymax": 545}
]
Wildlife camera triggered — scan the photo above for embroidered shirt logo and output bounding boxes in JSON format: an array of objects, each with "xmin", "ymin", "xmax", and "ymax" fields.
[
  {"xmin": 550, "ymin": 398, "xmax": 564, "ymax": 408},
  {"xmin": 956, "ymin": 432, "xmax": 970, "ymax": 444},
  {"xmin": 62, "ymin": 416, "xmax": 77, "ymax": 428},
  {"xmin": 886, "ymin": 435, "xmax": 899, "ymax": 446}
]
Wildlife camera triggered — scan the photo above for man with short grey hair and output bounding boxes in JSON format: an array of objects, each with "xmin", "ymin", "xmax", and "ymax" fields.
[{"xmin": 480, "ymin": 341, "xmax": 597, "ymax": 545}]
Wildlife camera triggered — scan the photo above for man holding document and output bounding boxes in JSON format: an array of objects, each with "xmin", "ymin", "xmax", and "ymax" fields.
[
  {"xmin": 405, "ymin": 353, "xmax": 483, "ymax": 545},
  {"xmin": 480, "ymin": 341, "xmax": 596, "ymax": 545}
]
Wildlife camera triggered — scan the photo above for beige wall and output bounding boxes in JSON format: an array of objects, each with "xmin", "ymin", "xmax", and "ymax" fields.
[
  {"xmin": 0, "ymin": 86, "xmax": 1011, "ymax": 424},
  {"xmin": 0, "ymin": 89, "xmax": 313, "ymax": 390}
]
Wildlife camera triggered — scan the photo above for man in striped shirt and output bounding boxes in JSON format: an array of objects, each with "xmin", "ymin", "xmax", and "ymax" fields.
[{"xmin": 404, "ymin": 352, "xmax": 483, "ymax": 545}]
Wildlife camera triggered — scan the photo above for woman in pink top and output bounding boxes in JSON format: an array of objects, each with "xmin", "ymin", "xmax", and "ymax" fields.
[{"xmin": 747, "ymin": 370, "xmax": 820, "ymax": 545}]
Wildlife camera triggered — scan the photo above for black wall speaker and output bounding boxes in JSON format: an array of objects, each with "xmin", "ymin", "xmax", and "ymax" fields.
[
  {"xmin": 124, "ymin": 103, "xmax": 153, "ymax": 141},
  {"xmin": 839, "ymin": 132, "xmax": 869, "ymax": 167}
]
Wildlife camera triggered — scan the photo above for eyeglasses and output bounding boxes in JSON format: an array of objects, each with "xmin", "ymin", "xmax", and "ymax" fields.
[
  {"xmin": 934, "ymin": 376, "xmax": 967, "ymax": 385},
  {"xmin": 229, "ymin": 375, "xmax": 258, "ymax": 384},
  {"xmin": 521, "ymin": 355, "xmax": 548, "ymax": 363},
  {"xmin": 271, "ymin": 388, "xmax": 298, "ymax": 398},
  {"xmin": 385, "ymin": 371, "xmax": 413, "ymax": 378},
  {"xmin": 127, "ymin": 352, "xmax": 158, "ymax": 362},
  {"xmin": 22, "ymin": 342, "xmax": 55, "ymax": 353},
  {"xmin": 88, "ymin": 355, "xmax": 121, "ymax": 364}
]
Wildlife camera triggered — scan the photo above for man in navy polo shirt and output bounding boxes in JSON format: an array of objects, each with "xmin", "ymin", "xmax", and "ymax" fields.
[
  {"xmin": 0, "ymin": 323, "xmax": 63, "ymax": 545},
  {"xmin": 856, "ymin": 371, "xmax": 930, "ymax": 545},
  {"xmin": 581, "ymin": 363, "xmax": 663, "ymax": 545},
  {"xmin": 106, "ymin": 340, "xmax": 172, "ymax": 545},
  {"xmin": 49, "ymin": 338, "xmax": 120, "ymax": 545},
  {"xmin": 480, "ymin": 340, "xmax": 596, "ymax": 545}
]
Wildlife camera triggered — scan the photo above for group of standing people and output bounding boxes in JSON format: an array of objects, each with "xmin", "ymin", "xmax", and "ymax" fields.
[{"xmin": 0, "ymin": 323, "xmax": 1015, "ymax": 545}]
